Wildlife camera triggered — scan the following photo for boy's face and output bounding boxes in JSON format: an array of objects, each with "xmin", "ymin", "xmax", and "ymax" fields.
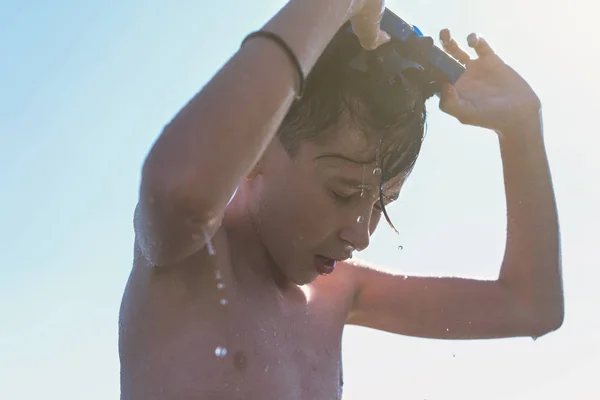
[{"xmin": 248, "ymin": 125, "xmax": 404, "ymax": 285}]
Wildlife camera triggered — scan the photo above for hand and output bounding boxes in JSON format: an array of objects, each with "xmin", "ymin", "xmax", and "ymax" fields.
[
  {"xmin": 438, "ymin": 29, "xmax": 541, "ymax": 135},
  {"xmin": 347, "ymin": 0, "xmax": 391, "ymax": 50}
]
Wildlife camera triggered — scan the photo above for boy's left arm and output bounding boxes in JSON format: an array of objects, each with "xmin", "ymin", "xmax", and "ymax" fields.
[{"xmin": 343, "ymin": 31, "xmax": 564, "ymax": 340}]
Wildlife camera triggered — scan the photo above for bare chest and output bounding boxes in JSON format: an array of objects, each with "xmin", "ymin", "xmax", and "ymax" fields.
[
  {"xmin": 120, "ymin": 264, "xmax": 349, "ymax": 400},
  {"xmin": 213, "ymin": 292, "xmax": 346, "ymax": 399}
]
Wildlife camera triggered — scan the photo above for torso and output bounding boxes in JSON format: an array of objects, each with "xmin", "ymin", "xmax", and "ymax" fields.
[{"xmin": 119, "ymin": 227, "xmax": 356, "ymax": 400}]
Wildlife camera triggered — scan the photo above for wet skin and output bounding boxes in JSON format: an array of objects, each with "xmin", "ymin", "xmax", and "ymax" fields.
[
  {"xmin": 119, "ymin": 128, "xmax": 400, "ymax": 400},
  {"xmin": 120, "ymin": 22, "xmax": 564, "ymax": 399}
]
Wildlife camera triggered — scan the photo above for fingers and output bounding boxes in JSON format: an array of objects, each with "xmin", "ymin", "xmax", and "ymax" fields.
[
  {"xmin": 467, "ymin": 33, "xmax": 495, "ymax": 58},
  {"xmin": 439, "ymin": 29, "xmax": 472, "ymax": 65},
  {"xmin": 350, "ymin": 1, "xmax": 390, "ymax": 50},
  {"xmin": 440, "ymin": 30, "xmax": 495, "ymax": 64}
]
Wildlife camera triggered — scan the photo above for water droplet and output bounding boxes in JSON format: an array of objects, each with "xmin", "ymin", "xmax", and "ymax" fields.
[
  {"xmin": 403, "ymin": 275, "xmax": 408, "ymax": 280},
  {"xmin": 264, "ymin": 365, "xmax": 270, "ymax": 372},
  {"xmin": 356, "ymin": 216, "xmax": 364, "ymax": 224},
  {"xmin": 215, "ymin": 270, "xmax": 222, "ymax": 280},
  {"xmin": 215, "ymin": 346, "xmax": 227, "ymax": 358},
  {"xmin": 446, "ymin": 328, "xmax": 450, "ymax": 332},
  {"xmin": 202, "ymin": 228, "xmax": 216, "ymax": 256},
  {"xmin": 217, "ymin": 283, "xmax": 225, "ymax": 290},
  {"xmin": 397, "ymin": 245, "xmax": 403, "ymax": 250},
  {"xmin": 372, "ymin": 167, "xmax": 382, "ymax": 176},
  {"xmin": 360, "ymin": 166, "xmax": 366, "ymax": 198},
  {"xmin": 452, "ymin": 354, "xmax": 456, "ymax": 358},
  {"xmin": 273, "ymin": 330, "xmax": 277, "ymax": 337},
  {"xmin": 220, "ymin": 298, "xmax": 228, "ymax": 305}
]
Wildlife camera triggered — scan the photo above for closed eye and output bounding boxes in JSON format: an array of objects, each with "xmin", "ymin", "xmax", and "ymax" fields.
[{"xmin": 331, "ymin": 190, "xmax": 355, "ymax": 204}]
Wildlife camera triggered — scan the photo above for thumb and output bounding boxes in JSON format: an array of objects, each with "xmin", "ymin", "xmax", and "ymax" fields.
[{"xmin": 438, "ymin": 82, "xmax": 466, "ymax": 121}]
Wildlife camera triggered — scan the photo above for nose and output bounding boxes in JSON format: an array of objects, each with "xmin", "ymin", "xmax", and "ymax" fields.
[{"xmin": 339, "ymin": 213, "xmax": 371, "ymax": 252}]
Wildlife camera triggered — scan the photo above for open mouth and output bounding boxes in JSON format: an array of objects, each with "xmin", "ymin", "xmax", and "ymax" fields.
[{"xmin": 314, "ymin": 255, "xmax": 337, "ymax": 275}]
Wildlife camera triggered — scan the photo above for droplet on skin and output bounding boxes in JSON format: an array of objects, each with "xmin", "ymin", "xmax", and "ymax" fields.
[
  {"xmin": 203, "ymin": 229, "xmax": 216, "ymax": 256},
  {"xmin": 356, "ymin": 216, "xmax": 364, "ymax": 224},
  {"xmin": 264, "ymin": 365, "xmax": 270, "ymax": 373},
  {"xmin": 215, "ymin": 270, "xmax": 222, "ymax": 280},
  {"xmin": 398, "ymin": 245, "xmax": 403, "ymax": 250},
  {"xmin": 360, "ymin": 165, "xmax": 366, "ymax": 198},
  {"xmin": 215, "ymin": 346, "xmax": 227, "ymax": 358},
  {"xmin": 373, "ymin": 167, "xmax": 382, "ymax": 176},
  {"xmin": 220, "ymin": 298, "xmax": 228, "ymax": 305},
  {"xmin": 193, "ymin": 228, "xmax": 216, "ymax": 256},
  {"xmin": 217, "ymin": 283, "xmax": 225, "ymax": 290}
]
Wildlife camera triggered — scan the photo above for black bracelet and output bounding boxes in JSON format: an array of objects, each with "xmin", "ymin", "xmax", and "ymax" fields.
[{"xmin": 242, "ymin": 30, "xmax": 305, "ymax": 100}]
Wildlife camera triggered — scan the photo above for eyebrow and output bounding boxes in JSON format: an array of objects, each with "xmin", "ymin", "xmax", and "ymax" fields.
[{"xmin": 315, "ymin": 153, "xmax": 376, "ymax": 165}]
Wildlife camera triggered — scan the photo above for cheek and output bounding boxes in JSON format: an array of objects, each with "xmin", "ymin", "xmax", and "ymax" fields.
[
  {"xmin": 369, "ymin": 211, "xmax": 382, "ymax": 234},
  {"xmin": 258, "ymin": 171, "xmax": 336, "ymax": 245},
  {"xmin": 286, "ymin": 182, "xmax": 338, "ymax": 240}
]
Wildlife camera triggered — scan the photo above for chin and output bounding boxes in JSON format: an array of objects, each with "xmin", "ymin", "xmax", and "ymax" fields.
[
  {"xmin": 293, "ymin": 274, "xmax": 318, "ymax": 286},
  {"xmin": 283, "ymin": 260, "xmax": 319, "ymax": 286}
]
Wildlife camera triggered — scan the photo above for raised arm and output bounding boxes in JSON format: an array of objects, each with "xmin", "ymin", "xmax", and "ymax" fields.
[
  {"xmin": 344, "ymin": 31, "xmax": 563, "ymax": 340},
  {"xmin": 135, "ymin": 0, "xmax": 390, "ymax": 266}
]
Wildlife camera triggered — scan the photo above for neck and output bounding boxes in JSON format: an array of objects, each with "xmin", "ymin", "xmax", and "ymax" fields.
[{"xmin": 223, "ymin": 183, "xmax": 296, "ymax": 293}]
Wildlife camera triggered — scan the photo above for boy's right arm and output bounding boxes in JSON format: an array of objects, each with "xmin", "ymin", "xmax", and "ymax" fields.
[{"xmin": 135, "ymin": 0, "xmax": 389, "ymax": 267}]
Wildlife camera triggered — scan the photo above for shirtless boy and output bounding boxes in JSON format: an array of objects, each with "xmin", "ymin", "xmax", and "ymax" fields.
[{"xmin": 118, "ymin": 0, "xmax": 564, "ymax": 398}]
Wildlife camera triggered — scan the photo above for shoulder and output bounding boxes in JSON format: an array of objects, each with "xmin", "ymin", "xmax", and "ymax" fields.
[{"xmin": 311, "ymin": 258, "xmax": 382, "ymax": 315}]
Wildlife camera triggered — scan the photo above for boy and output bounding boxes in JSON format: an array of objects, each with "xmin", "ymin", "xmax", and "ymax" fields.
[{"xmin": 119, "ymin": 0, "xmax": 564, "ymax": 399}]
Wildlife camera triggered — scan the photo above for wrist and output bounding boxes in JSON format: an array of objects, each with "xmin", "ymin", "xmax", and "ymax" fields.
[
  {"xmin": 264, "ymin": 0, "xmax": 352, "ymax": 74},
  {"xmin": 497, "ymin": 109, "xmax": 543, "ymax": 143}
]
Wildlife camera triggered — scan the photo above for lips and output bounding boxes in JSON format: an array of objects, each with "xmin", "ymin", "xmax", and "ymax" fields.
[{"xmin": 314, "ymin": 255, "xmax": 337, "ymax": 275}]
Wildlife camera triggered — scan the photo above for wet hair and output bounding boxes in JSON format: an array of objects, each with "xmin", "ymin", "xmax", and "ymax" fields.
[{"xmin": 277, "ymin": 24, "xmax": 433, "ymax": 232}]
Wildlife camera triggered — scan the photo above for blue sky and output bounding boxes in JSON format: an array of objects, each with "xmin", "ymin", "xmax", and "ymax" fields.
[{"xmin": 1, "ymin": 0, "xmax": 598, "ymax": 399}]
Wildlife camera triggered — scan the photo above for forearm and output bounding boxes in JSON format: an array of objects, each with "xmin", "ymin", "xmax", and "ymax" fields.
[
  {"xmin": 497, "ymin": 113, "xmax": 564, "ymax": 332},
  {"xmin": 141, "ymin": 0, "xmax": 352, "ymax": 220}
]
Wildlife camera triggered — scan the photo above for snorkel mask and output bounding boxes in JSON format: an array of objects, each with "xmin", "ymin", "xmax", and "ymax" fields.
[{"xmin": 344, "ymin": 8, "xmax": 465, "ymax": 98}]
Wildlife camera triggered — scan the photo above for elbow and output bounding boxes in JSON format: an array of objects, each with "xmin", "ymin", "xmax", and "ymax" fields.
[
  {"xmin": 528, "ymin": 299, "xmax": 565, "ymax": 339},
  {"xmin": 541, "ymin": 303, "xmax": 565, "ymax": 335}
]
